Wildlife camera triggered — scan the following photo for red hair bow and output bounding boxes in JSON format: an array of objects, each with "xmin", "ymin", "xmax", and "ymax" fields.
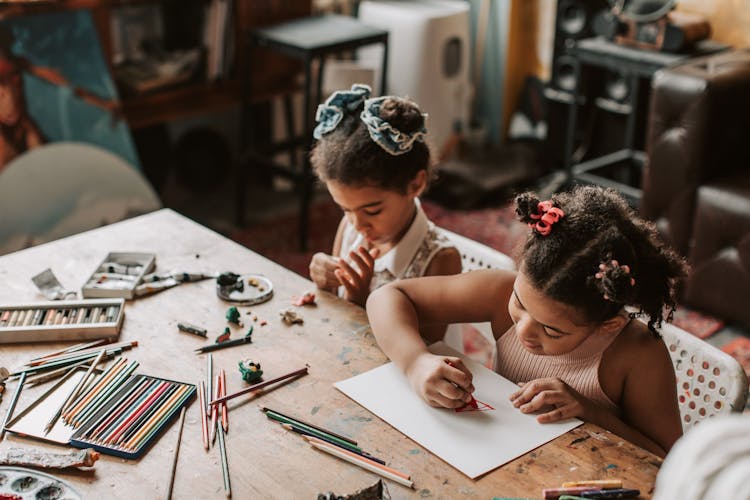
[{"xmin": 529, "ymin": 200, "xmax": 565, "ymax": 236}]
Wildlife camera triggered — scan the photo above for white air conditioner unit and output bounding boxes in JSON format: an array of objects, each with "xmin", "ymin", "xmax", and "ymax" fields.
[{"xmin": 358, "ymin": 0, "xmax": 472, "ymax": 153}]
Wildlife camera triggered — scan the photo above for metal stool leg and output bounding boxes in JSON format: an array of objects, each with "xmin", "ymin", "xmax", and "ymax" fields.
[
  {"xmin": 298, "ymin": 59, "xmax": 314, "ymax": 252},
  {"xmin": 283, "ymin": 94, "xmax": 296, "ymax": 168}
]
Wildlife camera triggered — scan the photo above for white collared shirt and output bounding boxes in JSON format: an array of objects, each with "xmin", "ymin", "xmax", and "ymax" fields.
[{"xmin": 338, "ymin": 199, "xmax": 453, "ymax": 296}]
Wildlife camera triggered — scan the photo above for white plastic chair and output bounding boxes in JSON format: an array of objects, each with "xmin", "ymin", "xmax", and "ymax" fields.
[
  {"xmin": 0, "ymin": 142, "xmax": 161, "ymax": 255},
  {"xmin": 659, "ymin": 321, "xmax": 749, "ymax": 430},
  {"xmin": 438, "ymin": 228, "xmax": 516, "ymax": 366}
]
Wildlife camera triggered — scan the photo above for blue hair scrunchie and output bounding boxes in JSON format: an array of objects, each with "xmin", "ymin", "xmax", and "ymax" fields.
[
  {"xmin": 313, "ymin": 84, "xmax": 372, "ymax": 139},
  {"xmin": 360, "ymin": 96, "xmax": 428, "ymax": 156}
]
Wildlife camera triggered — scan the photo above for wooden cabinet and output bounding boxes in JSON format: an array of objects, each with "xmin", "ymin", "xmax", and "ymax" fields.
[{"xmin": 0, "ymin": 0, "xmax": 311, "ymax": 130}]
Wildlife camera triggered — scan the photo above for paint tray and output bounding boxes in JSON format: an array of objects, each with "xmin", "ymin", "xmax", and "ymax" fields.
[
  {"xmin": 0, "ymin": 466, "xmax": 83, "ymax": 500},
  {"xmin": 81, "ymin": 252, "xmax": 156, "ymax": 299}
]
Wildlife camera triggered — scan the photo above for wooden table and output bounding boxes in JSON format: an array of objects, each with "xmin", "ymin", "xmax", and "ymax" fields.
[{"xmin": 0, "ymin": 209, "xmax": 662, "ymax": 499}]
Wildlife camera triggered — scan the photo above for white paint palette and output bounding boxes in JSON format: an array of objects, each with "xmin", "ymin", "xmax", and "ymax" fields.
[{"xmin": 0, "ymin": 466, "xmax": 82, "ymax": 500}]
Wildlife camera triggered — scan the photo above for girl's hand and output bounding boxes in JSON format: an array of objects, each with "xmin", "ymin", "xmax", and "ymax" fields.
[
  {"xmin": 336, "ymin": 246, "xmax": 380, "ymax": 306},
  {"xmin": 509, "ymin": 377, "xmax": 590, "ymax": 423},
  {"xmin": 309, "ymin": 252, "xmax": 341, "ymax": 291},
  {"xmin": 406, "ymin": 353, "xmax": 475, "ymax": 408}
]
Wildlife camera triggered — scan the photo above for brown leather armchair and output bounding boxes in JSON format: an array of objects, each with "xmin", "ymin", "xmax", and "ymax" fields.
[{"xmin": 640, "ymin": 48, "xmax": 750, "ymax": 327}]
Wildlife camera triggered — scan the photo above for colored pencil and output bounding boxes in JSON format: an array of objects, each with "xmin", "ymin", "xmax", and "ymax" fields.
[
  {"xmin": 28, "ymin": 341, "xmax": 137, "ymax": 367},
  {"xmin": 62, "ymin": 349, "xmax": 106, "ymax": 414},
  {"xmin": 210, "ymin": 373, "xmax": 219, "ymax": 446},
  {"xmin": 64, "ymin": 358, "xmax": 129, "ymax": 423},
  {"xmin": 302, "ymin": 434, "xmax": 398, "ymax": 476},
  {"xmin": 282, "ymin": 424, "xmax": 385, "ymax": 465},
  {"xmin": 29, "ymin": 339, "xmax": 109, "ymax": 363},
  {"xmin": 69, "ymin": 360, "xmax": 139, "ymax": 427},
  {"xmin": 116, "ymin": 383, "xmax": 178, "ymax": 445},
  {"xmin": 0, "ymin": 371, "xmax": 26, "ymax": 441},
  {"xmin": 63, "ymin": 358, "xmax": 127, "ymax": 422},
  {"xmin": 127, "ymin": 387, "xmax": 192, "ymax": 451},
  {"xmin": 85, "ymin": 377, "xmax": 152, "ymax": 441},
  {"xmin": 269, "ymin": 414, "xmax": 362, "ymax": 454},
  {"xmin": 194, "ymin": 334, "xmax": 252, "ymax": 353},
  {"xmin": 102, "ymin": 377, "xmax": 164, "ymax": 443},
  {"xmin": 209, "ymin": 367, "xmax": 309, "ymax": 406},
  {"xmin": 166, "ymin": 406, "xmax": 186, "ymax": 500},
  {"xmin": 109, "ymin": 381, "xmax": 172, "ymax": 444},
  {"xmin": 217, "ymin": 421, "xmax": 231, "ymax": 497},
  {"xmin": 206, "ymin": 354, "xmax": 212, "ymax": 417},
  {"xmin": 27, "ymin": 359, "xmax": 94, "ymax": 387},
  {"xmin": 262, "ymin": 406, "xmax": 357, "ymax": 446},
  {"xmin": 220, "ymin": 369, "xmax": 228, "ymax": 433},
  {"xmin": 308, "ymin": 439, "xmax": 413, "ymax": 489},
  {"xmin": 44, "ymin": 349, "xmax": 106, "ymax": 433},
  {"xmin": 123, "ymin": 385, "xmax": 190, "ymax": 450},
  {"xmin": 562, "ymin": 480, "xmax": 623, "ymax": 489},
  {"xmin": 198, "ymin": 381, "xmax": 208, "ymax": 450}
]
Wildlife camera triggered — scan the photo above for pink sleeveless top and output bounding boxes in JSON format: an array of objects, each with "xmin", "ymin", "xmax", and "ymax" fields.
[{"xmin": 494, "ymin": 326, "xmax": 620, "ymax": 412}]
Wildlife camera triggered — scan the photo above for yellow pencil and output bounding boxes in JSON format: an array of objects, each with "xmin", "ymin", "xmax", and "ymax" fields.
[{"xmin": 561, "ymin": 479, "xmax": 622, "ymax": 489}]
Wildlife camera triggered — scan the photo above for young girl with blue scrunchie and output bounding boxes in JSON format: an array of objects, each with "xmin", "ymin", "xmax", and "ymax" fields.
[{"xmin": 308, "ymin": 84, "xmax": 461, "ymax": 326}]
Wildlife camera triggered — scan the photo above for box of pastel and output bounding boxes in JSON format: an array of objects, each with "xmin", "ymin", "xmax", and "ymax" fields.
[
  {"xmin": 81, "ymin": 252, "xmax": 156, "ymax": 299},
  {"xmin": 0, "ymin": 298, "xmax": 125, "ymax": 344}
]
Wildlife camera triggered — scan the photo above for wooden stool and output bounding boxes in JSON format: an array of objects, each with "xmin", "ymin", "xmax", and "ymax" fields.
[{"xmin": 236, "ymin": 14, "xmax": 389, "ymax": 251}]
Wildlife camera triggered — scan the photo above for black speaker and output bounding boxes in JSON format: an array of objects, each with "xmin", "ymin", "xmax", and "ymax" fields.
[
  {"xmin": 549, "ymin": 0, "xmax": 608, "ymax": 94},
  {"xmin": 543, "ymin": 0, "xmax": 609, "ymax": 171}
]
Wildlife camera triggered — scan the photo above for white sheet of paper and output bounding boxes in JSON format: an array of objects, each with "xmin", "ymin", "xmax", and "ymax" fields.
[{"xmin": 334, "ymin": 341, "xmax": 583, "ymax": 479}]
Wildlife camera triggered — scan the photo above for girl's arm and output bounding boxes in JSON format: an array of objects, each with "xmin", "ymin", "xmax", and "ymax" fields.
[
  {"xmin": 605, "ymin": 335, "xmax": 682, "ymax": 456},
  {"xmin": 509, "ymin": 324, "xmax": 681, "ymax": 457},
  {"xmin": 423, "ymin": 247, "xmax": 462, "ymax": 278},
  {"xmin": 419, "ymin": 246, "xmax": 462, "ymax": 342},
  {"xmin": 366, "ymin": 270, "xmax": 515, "ymax": 406}
]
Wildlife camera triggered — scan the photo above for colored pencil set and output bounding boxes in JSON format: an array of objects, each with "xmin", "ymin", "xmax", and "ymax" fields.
[
  {"xmin": 263, "ymin": 406, "xmax": 414, "ymax": 489},
  {"xmin": 69, "ymin": 370, "xmax": 195, "ymax": 459},
  {"xmin": 0, "ymin": 299, "xmax": 125, "ymax": 343}
]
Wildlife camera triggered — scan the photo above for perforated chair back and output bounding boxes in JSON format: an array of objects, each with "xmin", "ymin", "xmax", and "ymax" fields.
[
  {"xmin": 438, "ymin": 229, "xmax": 516, "ymax": 366},
  {"xmin": 660, "ymin": 321, "xmax": 749, "ymax": 430},
  {"xmin": 442, "ymin": 228, "xmax": 516, "ymax": 271}
]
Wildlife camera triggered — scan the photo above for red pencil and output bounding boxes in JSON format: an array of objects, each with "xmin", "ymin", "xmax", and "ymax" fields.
[
  {"xmin": 220, "ymin": 369, "xmax": 228, "ymax": 433},
  {"xmin": 209, "ymin": 367, "xmax": 309, "ymax": 406}
]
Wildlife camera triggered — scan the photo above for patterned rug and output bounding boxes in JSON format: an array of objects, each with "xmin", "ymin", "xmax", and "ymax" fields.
[
  {"xmin": 722, "ymin": 337, "xmax": 750, "ymax": 383},
  {"xmin": 229, "ymin": 196, "xmax": 725, "ymax": 340}
]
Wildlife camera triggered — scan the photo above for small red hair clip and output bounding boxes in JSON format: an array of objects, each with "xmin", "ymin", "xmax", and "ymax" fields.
[{"xmin": 528, "ymin": 200, "xmax": 565, "ymax": 236}]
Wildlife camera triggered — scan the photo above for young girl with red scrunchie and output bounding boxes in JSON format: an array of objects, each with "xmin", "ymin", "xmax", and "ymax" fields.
[{"xmin": 366, "ymin": 185, "xmax": 688, "ymax": 457}]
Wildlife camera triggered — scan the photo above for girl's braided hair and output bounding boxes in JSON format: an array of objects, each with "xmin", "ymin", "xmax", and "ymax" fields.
[
  {"xmin": 310, "ymin": 96, "xmax": 432, "ymax": 193},
  {"xmin": 515, "ymin": 186, "xmax": 688, "ymax": 336}
]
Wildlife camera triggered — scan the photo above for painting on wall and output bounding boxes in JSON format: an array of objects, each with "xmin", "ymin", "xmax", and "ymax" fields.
[
  {"xmin": 0, "ymin": 9, "xmax": 160, "ymax": 255},
  {"xmin": 0, "ymin": 8, "xmax": 139, "ymax": 173}
]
